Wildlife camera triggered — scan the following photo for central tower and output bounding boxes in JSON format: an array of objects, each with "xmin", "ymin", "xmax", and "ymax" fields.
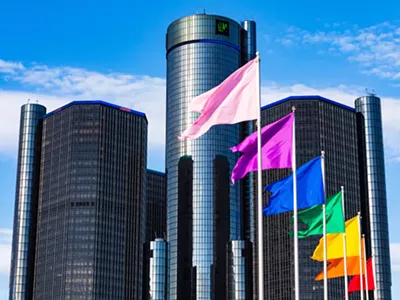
[{"xmin": 166, "ymin": 14, "xmax": 256, "ymax": 300}]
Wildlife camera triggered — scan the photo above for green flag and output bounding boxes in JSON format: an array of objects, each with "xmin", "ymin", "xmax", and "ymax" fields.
[{"xmin": 289, "ymin": 191, "xmax": 345, "ymax": 238}]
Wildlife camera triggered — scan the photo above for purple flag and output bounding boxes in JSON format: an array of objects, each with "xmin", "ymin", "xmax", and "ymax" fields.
[{"xmin": 231, "ymin": 112, "xmax": 294, "ymax": 183}]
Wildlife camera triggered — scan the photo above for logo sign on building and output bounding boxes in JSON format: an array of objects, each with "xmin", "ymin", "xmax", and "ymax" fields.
[{"xmin": 216, "ymin": 20, "xmax": 229, "ymax": 37}]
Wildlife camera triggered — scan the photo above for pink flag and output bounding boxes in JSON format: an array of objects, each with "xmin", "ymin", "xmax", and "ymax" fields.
[
  {"xmin": 231, "ymin": 112, "xmax": 294, "ymax": 184},
  {"xmin": 178, "ymin": 58, "xmax": 259, "ymax": 140}
]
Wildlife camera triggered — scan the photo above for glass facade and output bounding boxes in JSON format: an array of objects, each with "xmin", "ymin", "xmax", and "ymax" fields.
[
  {"xmin": 227, "ymin": 240, "xmax": 253, "ymax": 300},
  {"xmin": 146, "ymin": 170, "xmax": 167, "ymax": 241},
  {"xmin": 257, "ymin": 96, "xmax": 365, "ymax": 299},
  {"xmin": 166, "ymin": 14, "xmax": 256, "ymax": 299},
  {"xmin": 356, "ymin": 95, "xmax": 392, "ymax": 299},
  {"xmin": 9, "ymin": 103, "xmax": 46, "ymax": 300},
  {"xmin": 148, "ymin": 239, "xmax": 168, "ymax": 300},
  {"xmin": 32, "ymin": 101, "xmax": 147, "ymax": 300},
  {"xmin": 143, "ymin": 170, "xmax": 167, "ymax": 300}
]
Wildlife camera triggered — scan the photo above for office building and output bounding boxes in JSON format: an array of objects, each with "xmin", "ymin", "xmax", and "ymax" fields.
[
  {"xmin": 9, "ymin": 103, "xmax": 46, "ymax": 300},
  {"xmin": 146, "ymin": 169, "xmax": 167, "ymax": 241},
  {"xmin": 227, "ymin": 240, "xmax": 253, "ymax": 300},
  {"xmin": 148, "ymin": 239, "xmax": 168, "ymax": 300},
  {"xmin": 165, "ymin": 13, "xmax": 256, "ymax": 299},
  {"xmin": 258, "ymin": 96, "xmax": 368, "ymax": 299},
  {"xmin": 32, "ymin": 101, "xmax": 147, "ymax": 300},
  {"xmin": 356, "ymin": 95, "xmax": 392, "ymax": 299},
  {"xmin": 143, "ymin": 169, "xmax": 167, "ymax": 300}
]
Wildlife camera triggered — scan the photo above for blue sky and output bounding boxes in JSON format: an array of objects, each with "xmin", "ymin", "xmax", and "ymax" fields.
[{"xmin": 1, "ymin": 0, "xmax": 399, "ymax": 298}]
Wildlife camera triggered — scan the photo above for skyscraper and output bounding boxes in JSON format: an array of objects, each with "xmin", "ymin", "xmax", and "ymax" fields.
[
  {"xmin": 9, "ymin": 103, "xmax": 46, "ymax": 300},
  {"xmin": 165, "ymin": 13, "xmax": 256, "ymax": 299},
  {"xmin": 32, "ymin": 101, "xmax": 147, "ymax": 300},
  {"xmin": 146, "ymin": 169, "xmax": 167, "ymax": 241},
  {"xmin": 143, "ymin": 169, "xmax": 167, "ymax": 300},
  {"xmin": 258, "ymin": 96, "xmax": 368, "ymax": 299},
  {"xmin": 356, "ymin": 95, "xmax": 392, "ymax": 299},
  {"xmin": 148, "ymin": 239, "xmax": 168, "ymax": 300}
]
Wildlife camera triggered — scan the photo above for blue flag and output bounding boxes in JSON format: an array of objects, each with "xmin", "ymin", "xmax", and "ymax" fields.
[{"xmin": 263, "ymin": 156, "xmax": 324, "ymax": 215}]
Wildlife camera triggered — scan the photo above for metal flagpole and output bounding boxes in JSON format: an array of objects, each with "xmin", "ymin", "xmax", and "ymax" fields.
[
  {"xmin": 358, "ymin": 212, "xmax": 364, "ymax": 300},
  {"xmin": 321, "ymin": 151, "xmax": 328, "ymax": 300},
  {"xmin": 292, "ymin": 106, "xmax": 299, "ymax": 300},
  {"xmin": 341, "ymin": 186, "xmax": 349, "ymax": 300},
  {"xmin": 255, "ymin": 52, "xmax": 264, "ymax": 300},
  {"xmin": 363, "ymin": 234, "xmax": 369, "ymax": 300}
]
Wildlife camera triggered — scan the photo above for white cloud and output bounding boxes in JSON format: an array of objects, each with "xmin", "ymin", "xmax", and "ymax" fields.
[
  {"xmin": 391, "ymin": 243, "xmax": 400, "ymax": 271},
  {"xmin": 0, "ymin": 59, "xmax": 400, "ymax": 164},
  {"xmin": 0, "ymin": 61, "xmax": 166, "ymax": 158},
  {"xmin": 278, "ymin": 21, "xmax": 400, "ymax": 80},
  {"xmin": 0, "ymin": 229, "xmax": 12, "ymax": 274},
  {"xmin": 0, "ymin": 59, "xmax": 24, "ymax": 74},
  {"xmin": 260, "ymin": 83, "xmax": 400, "ymax": 162}
]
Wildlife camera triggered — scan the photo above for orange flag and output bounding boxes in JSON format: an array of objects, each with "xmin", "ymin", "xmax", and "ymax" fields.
[
  {"xmin": 314, "ymin": 237, "xmax": 365, "ymax": 280},
  {"xmin": 315, "ymin": 256, "xmax": 364, "ymax": 280}
]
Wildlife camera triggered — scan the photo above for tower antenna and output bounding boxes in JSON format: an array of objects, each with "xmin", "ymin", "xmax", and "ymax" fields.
[{"xmin": 365, "ymin": 88, "xmax": 377, "ymax": 97}]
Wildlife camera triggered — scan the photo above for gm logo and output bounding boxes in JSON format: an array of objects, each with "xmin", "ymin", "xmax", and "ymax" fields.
[{"xmin": 216, "ymin": 20, "xmax": 229, "ymax": 37}]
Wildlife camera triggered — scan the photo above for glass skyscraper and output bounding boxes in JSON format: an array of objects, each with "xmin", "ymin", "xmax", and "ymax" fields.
[
  {"xmin": 258, "ymin": 96, "xmax": 367, "ymax": 299},
  {"xmin": 165, "ymin": 13, "xmax": 256, "ymax": 299},
  {"xmin": 227, "ymin": 240, "xmax": 253, "ymax": 300},
  {"xmin": 148, "ymin": 239, "xmax": 168, "ymax": 300},
  {"xmin": 32, "ymin": 101, "xmax": 147, "ymax": 300},
  {"xmin": 9, "ymin": 103, "xmax": 46, "ymax": 300},
  {"xmin": 146, "ymin": 170, "xmax": 167, "ymax": 241},
  {"xmin": 356, "ymin": 95, "xmax": 392, "ymax": 299},
  {"xmin": 143, "ymin": 169, "xmax": 167, "ymax": 300}
]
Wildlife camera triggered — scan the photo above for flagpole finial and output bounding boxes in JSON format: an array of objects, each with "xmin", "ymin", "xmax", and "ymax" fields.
[
  {"xmin": 341, "ymin": 185, "xmax": 344, "ymax": 191},
  {"xmin": 292, "ymin": 106, "xmax": 296, "ymax": 112},
  {"xmin": 256, "ymin": 51, "xmax": 260, "ymax": 57},
  {"xmin": 321, "ymin": 150, "xmax": 325, "ymax": 158}
]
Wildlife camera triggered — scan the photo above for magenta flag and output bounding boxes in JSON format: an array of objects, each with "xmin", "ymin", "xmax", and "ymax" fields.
[
  {"xmin": 231, "ymin": 112, "xmax": 294, "ymax": 183},
  {"xmin": 178, "ymin": 58, "xmax": 259, "ymax": 140}
]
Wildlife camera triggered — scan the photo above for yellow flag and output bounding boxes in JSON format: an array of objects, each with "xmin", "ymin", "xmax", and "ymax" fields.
[
  {"xmin": 311, "ymin": 215, "xmax": 360, "ymax": 262},
  {"xmin": 314, "ymin": 237, "xmax": 365, "ymax": 280}
]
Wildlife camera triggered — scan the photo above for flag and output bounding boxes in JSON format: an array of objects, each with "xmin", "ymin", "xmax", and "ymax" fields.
[
  {"xmin": 314, "ymin": 237, "xmax": 366, "ymax": 280},
  {"xmin": 311, "ymin": 215, "xmax": 360, "ymax": 262},
  {"xmin": 314, "ymin": 256, "xmax": 363, "ymax": 280},
  {"xmin": 230, "ymin": 112, "xmax": 293, "ymax": 183},
  {"xmin": 262, "ymin": 156, "xmax": 324, "ymax": 215},
  {"xmin": 179, "ymin": 57, "xmax": 259, "ymax": 140},
  {"xmin": 289, "ymin": 191, "xmax": 344, "ymax": 238},
  {"xmin": 349, "ymin": 257, "xmax": 375, "ymax": 293}
]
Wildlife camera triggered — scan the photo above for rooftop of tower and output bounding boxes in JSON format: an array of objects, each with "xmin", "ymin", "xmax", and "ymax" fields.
[
  {"xmin": 43, "ymin": 100, "xmax": 147, "ymax": 121},
  {"xmin": 261, "ymin": 95, "xmax": 355, "ymax": 112},
  {"xmin": 147, "ymin": 169, "xmax": 166, "ymax": 176}
]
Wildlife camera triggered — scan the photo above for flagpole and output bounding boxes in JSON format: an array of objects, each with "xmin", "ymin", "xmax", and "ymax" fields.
[
  {"xmin": 292, "ymin": 106, "xmax": 299, "ymax": 300},
  {"xmin": 321, "ymin": 151, "xmax": 328, "ymax": 300},
  {"xmin": 255, "ymin": 52, "xmax": 264, "ymax": 300},
  {"xmin": 358, "ymin": 212, "xmax": 364, "ymax": 300},
  {"xmin": 363, "ymin": 234, "xmax": 369, "ymax": 300},
  {"xmin": 341, "ymin": 186, "xmax": 349, "ymax": 300}
]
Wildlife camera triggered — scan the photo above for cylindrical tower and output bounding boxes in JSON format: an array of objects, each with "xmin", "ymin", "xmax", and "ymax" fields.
[
  {"xmin": 166, "ymin": 13, "xmax": 255, "ymax": 300},
  {"xmin": 355, "ymin": 95, "xmax": 392, "ymax": 299},
  {"xmin": 227, "ymin": 240, "xmax": 253, "ymax": 300},
  {"xmin": 149, "ymin": 239, "xmax": 168, "ymax": 300},
  {"xmin": 9, "ymin": 103, "xmax": 46, "ymax": 300}
]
